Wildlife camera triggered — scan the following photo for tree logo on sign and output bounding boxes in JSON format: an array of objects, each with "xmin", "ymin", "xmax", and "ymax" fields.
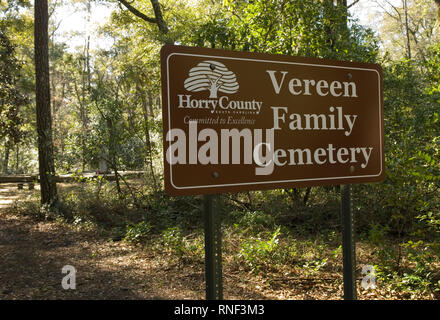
[{"xmin": 184, "ymin": 60, "xmax": 239, "ymax": 98}]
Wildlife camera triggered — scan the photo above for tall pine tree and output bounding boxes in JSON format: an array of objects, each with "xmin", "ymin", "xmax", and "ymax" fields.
[{"xmin": 34, "ymin": 0, "xmax": 57, "ymax": 206}]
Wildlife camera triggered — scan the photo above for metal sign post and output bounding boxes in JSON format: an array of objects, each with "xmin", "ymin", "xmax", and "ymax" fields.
[
  {"xmin": 341, "ymin": 184, "xmax": 357, "ymax": 300},
  {"xmin": 204, "ymin": 194, "xmax": 223, "ymax": 300}
]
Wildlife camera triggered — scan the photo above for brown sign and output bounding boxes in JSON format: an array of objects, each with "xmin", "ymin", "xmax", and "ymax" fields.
[{"xmin": 160, "ymin": 45, "xmax": 384, "ymax": 196}]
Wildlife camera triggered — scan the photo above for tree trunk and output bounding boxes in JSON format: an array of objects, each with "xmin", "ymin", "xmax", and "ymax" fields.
[
  {"xmin": 436, "ymin": 0, "xmax": 440, "ymax": 23},
  {"xmin": 80, "ymin": 25, "xmax": 91, "ymax": 171},
  {"xmin": 15, "ymin": 143, "xmax": 19, "ymax": 173},
  {"xmin": 141, "ymin": 93, "xmax": 158, "ymax": 190},
  {"xmin": 403, "ymin": 0, "xmax": 412, "ymax": 59},
  {"xmin": 34, "ymin": 0, "xmax": 58, "ymax": 206},
  {"xmin": 3, "ymin": 141, "xmax": 10, "ymax": 174},
  {"xmin": 107, "ymin": 118, "xmax": 122, "ymax": 196}
]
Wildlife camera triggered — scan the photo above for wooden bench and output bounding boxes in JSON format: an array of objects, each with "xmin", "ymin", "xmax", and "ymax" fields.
[
  {"xmin": 0, "ymin": 175, "xmax": 38, "ymax": 190},
  {"xmin": 0, "ymin": 171, "xmax": 146, "ymax": 189}
]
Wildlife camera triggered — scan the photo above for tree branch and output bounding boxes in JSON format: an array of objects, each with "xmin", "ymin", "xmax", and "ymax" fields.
[
  {"xmin": 150, "ymin": 0, "xmax": 169, "ymax": 34},
  {"xmin": 347, "ymin": 0, "xmax": 360, "ymax": 9},
  {"xmin": 374, "ymin": 0, "xmax": 401, "ymax": 21},
  {"xmin": 116, "ymin": 0, "xmax": 169, "ymax": 35},
  {"xmin": 117, "ymin": 0, "xmax": 157, "ymax": 24}
]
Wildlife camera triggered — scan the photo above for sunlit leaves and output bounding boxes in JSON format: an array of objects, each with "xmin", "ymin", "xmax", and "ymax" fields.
[{"xmin": 188, "ymin": 0, "xmax": 379, "ymax": 63}]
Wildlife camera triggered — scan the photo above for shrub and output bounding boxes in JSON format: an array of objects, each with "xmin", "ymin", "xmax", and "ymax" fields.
[
  {"xmin": 238, "ymin": 227, "xmax": 283, "ymax": 273},
  {"xmin": 124, "ymin": 221, "xmax": 152, "ymax": 244}
]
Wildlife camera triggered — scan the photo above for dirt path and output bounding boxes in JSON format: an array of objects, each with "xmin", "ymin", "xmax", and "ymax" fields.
[
  {"xmin": 0, "ymin": 210, "xmax": 275, "ymax": 300},
  {"xmin": 0, "ymin": 184, "xmax": 270, "ymax": 300},
  {"xmin": 0, "ymin": 210, "xmax": 185, "ymax": 299},
  {"xmin": 0, "ymin": 183, "xmax": 198, "ymax": 299}
]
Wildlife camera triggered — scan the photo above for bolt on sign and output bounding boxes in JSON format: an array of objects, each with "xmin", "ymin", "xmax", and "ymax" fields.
[{"xmin": 160, "ymin": 45, "xmax": 384, "ymax": 196}]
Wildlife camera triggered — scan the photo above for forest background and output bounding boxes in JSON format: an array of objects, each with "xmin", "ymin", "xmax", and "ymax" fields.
[{"xmin": 1, "ymin": 0, "xmax": 440, "ymax": 299}]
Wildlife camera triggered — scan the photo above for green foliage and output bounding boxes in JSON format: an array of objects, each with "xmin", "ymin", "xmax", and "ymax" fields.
[
  {"xmin": 124, "ymin": 221, "xmax": 152, "ymax": 244},
  {"xmin": 424, "ymin": 42, "xmax": 440, "ymax": 95},
  {"xmin": 233, "ymin": 210, "xmax": 276, "ymax": 235},
  {"xmin": 161, "ymin": 227, "xmax": 184, "ymax": 251},
  {"xmin": 368, "ymin": 224, "xmax": 390, "ymax": 246},
  {"xmin": 399, "ymin": 241, "xmax": 439, "ymax": 293},
  {"xmin": 159, "ymin": 226, "xmax": 204, "ymax": 263},
  {"xmin": 238, "ymin": 227, "xmax": 282, "ymax": 273},
  {"xmin": 352, "ymin": 58, "xmax": 440, "ymax": 236},
  {"xmin": 0, "ymin": 0, "xmax": 36, "ymax": 174},
  {"xmin": 378, "ymin": 0, "xmax": 439, "ymax": 62},
  {"xmin": 188, "ymin": 0, "xmax": 378, "ymax": 62},
  {"xmin": 11, "ymin": 193, "xmax": 73, "ymax": 222},
  {"xmin": 417, "ymin": 211, "xmax": 440, "ymax": 234},
  {"xmin": 373, "ymin": 240, "xmax": 440, "ymax": 297},
  {"xmin": 0, "ymin": 26, "xmax": 26, "ymax": 149},
  {"xmin": 301, "ymin": 257, "xmax": 327, "ymax": 273}
]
